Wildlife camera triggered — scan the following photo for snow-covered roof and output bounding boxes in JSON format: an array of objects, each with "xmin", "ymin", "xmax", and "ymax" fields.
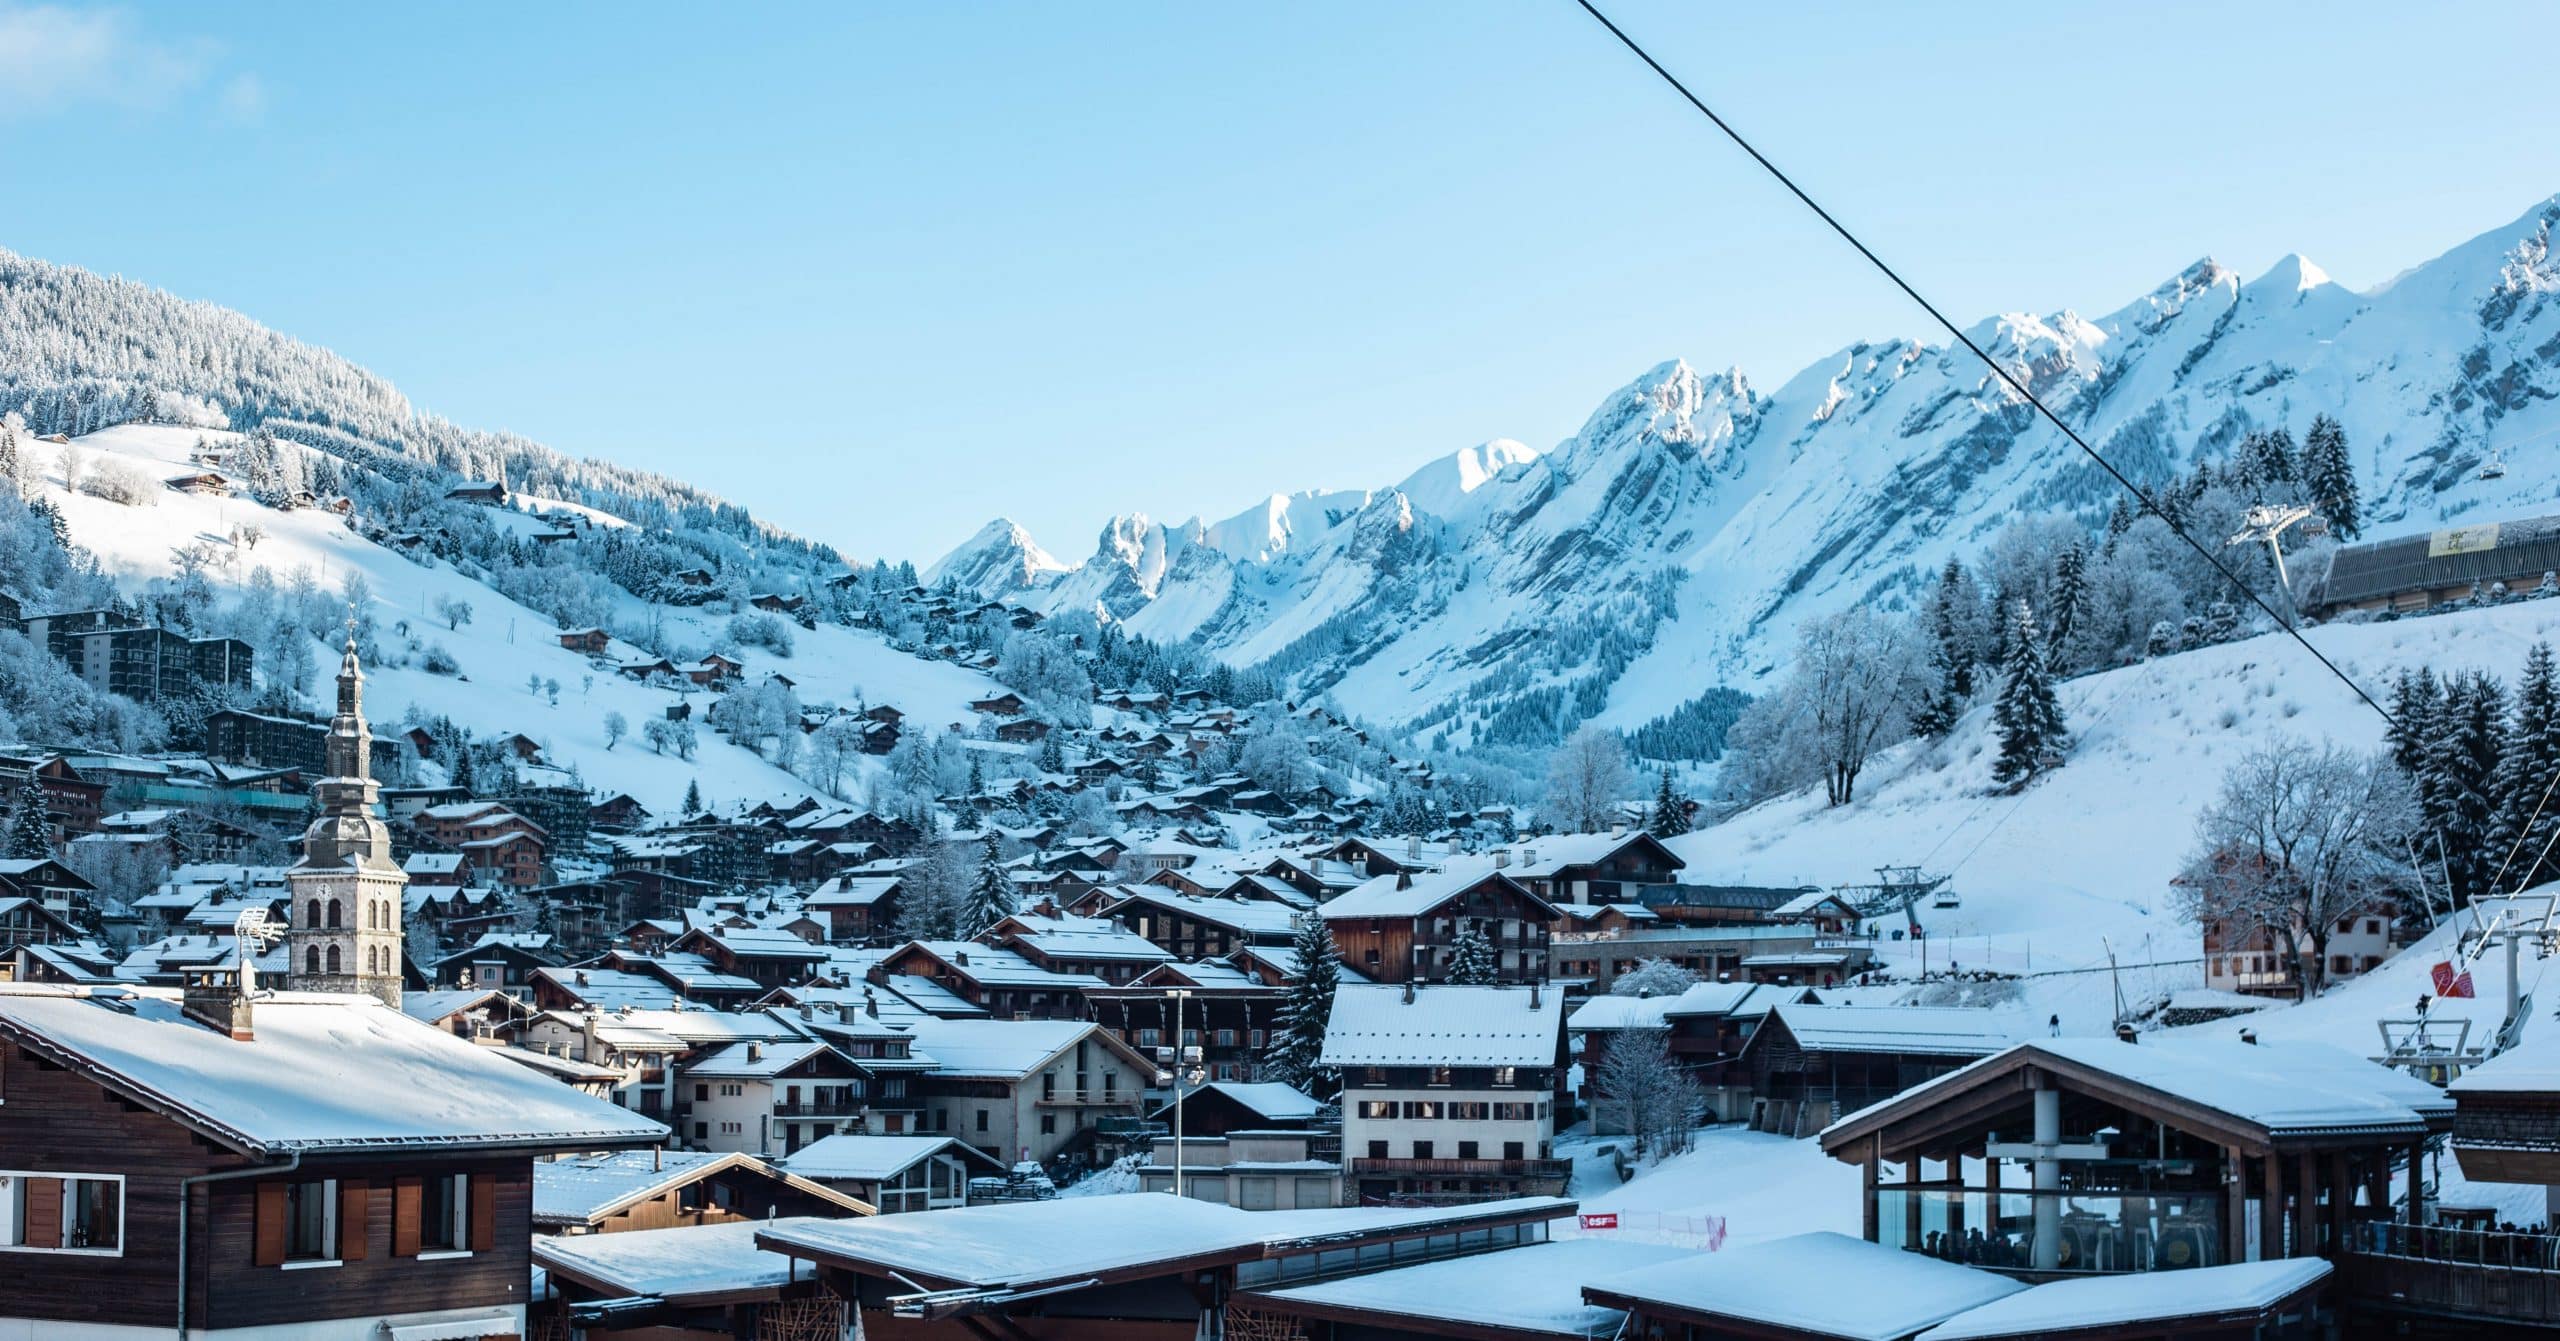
[
  {"xmin": 777, "ymin": 1134, "xmax": 1001, "ymax": 1182},
  {"xmin": 1250, "ymin": 1239, "xmax": 1695, "ymax": 1339},
  {"xmin": 1322, "ymin": 860, "xmax": 1542, "ymax": 920},
  {"xmin": 1006, "ymin": 926, "xmax": 1174, "ymax": 963},
  {"xmin": 903, "ymin": 941, "xmax": 1105, "ymax": 989},
  {"xmin": 757, "ymin": 1193, "xmax": 1573, "ymax": 1292},
  {"xmin": 1178, "ymin": 1080, "xmax": 1322, "ymax": 1122},
  {"xmin": 893, "ymin": 1017, "xmax": 1105, "ymax": 1080},
  {"xmin": 535, "ymin": 1220, "xmax": 806, "ymax": 1303},
  {"xmin": 532, "ymin": 967, "xmax": 686, "ymax": 1011},
  {"xmin": 1320, "ymin": 984, "xmax": 1563, "ymax": 1068},
  {"xmin": 685, "ymin": 1039, "xmax": 834, "ymax": 1080},
  {"xmin": 400, "ymin": 987, "xmax": 511, "ymax": 1024},
  {"xmin": 533, "ymin": 1149, "xmax": 865, "ymax": 1226},
  {"xmin": 1105, "ymin": 887, "xmax": 1301, "ymax": 936},
  {"xmin": 1916, "ymin": 1258, "xmax": 2332, "ymax": 1340},
  {"xmin": 1830, "ymin": 1038, "xmax": 2454, "ymax": 1142},
  {"xmin": 807, "ymin": 876, "xmax": 901, "ymax": 907},
  {"xmin": 1766, "ymin": 1005, "xmax": 2027, "ymax": 1057},
  {"xmin": 0, "ymin": 986, "xmax": 666, "ymax": 1156},
  {"xmin": 1587, "ymin": 1232, "xmax": 2026, "ymax": 1341},
  {"xmin": 2450, "ymin": 1026, "xmax": 2560, "ymax": 1094}
]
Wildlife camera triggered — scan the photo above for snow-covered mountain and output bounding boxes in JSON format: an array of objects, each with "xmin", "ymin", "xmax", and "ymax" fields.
[{"xmin": 949, "ymin": 196, "xmax": 2560, "ymax": 751}]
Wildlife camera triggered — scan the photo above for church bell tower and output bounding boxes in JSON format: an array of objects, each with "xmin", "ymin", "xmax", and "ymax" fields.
[{"xmin": 286, "ymin": 632, "xmax": 407, "ymax": 1006}]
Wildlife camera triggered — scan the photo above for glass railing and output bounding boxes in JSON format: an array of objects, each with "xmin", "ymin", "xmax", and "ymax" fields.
[{"xmin": 1875, "ymin": 1189, "xmax": 2226, "ymax": 1272}]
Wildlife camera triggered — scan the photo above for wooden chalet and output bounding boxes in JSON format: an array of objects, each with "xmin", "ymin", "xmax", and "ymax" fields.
[
  {"xmin": 557, "ymin": 626, "xmax": 612, "ymax": 655},
  {"xmin": 1739, "ymin": 1004, "xmax": 2024, "ymax": 1137},
  {"xmin": 0, "ymin": 980, "xmax": 663, "ymax": 1338},
  {"xmin": 532, "ymin": 1148, "xmax": 868, "ymax": 1234},
  {"xmin": 1320, "ymin": 862, "xmax": 1558, "ymax": 985},
  {"xmin": 1088, "ymin": 958, "xmax": 1287, "ymax": 1084}
]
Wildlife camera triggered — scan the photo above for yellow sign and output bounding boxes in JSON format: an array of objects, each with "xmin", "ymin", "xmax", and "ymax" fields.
[{"xmin": 2429, "ymin": 523, "xmax": 2503, "ymax": 558}]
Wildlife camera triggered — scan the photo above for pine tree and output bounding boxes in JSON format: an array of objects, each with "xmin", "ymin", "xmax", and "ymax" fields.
[
  {"xmin": 1912, "ymin": 559, "xmax": 1978, "ymax": 738},
  {"xmin": 1037, "ymin": 731, "xmax": 1066, "ymax": 775},
  {"xmin": 1448, "ymin": 924, "xmax": 1498, "ymax": 984},
  {"xmin": 682, "ymin": 779, "xmax": 704, "ymax": 816},
  {"xmin": 966, "ymin": 753, "xmax": 985, "ymax": 800},
  {"xmin": 2386, "ymin": 668, "xmax": 2444, "ymax": 778},
  {"xmin": 2421, "ymin": 671, "xmax": 2507, "ymax": 903},
  {"xmin": 1648, "ymin": 765, "xmax": 1692, "ymax": 837},
  {"xmin": 1991, "ymin": 601, "xmax": 2067, "ymax": 788},
  {"xmin": 2301, "ymin": 414, "xmax": 2360, "ymax": 540},
  {"xmin": 2046, "ymin": 541, "xmax": 2088, "ymax": 675},
  {"xmin": 4, "ymin": 776, "xmax": 51, "ymax": 858},
  {"xmin": 449, "ymin": 743, "xmax": 477, "ymax": 794},
  {"xmin": 2489, "ymin": 644, "xmax": 2560, "ymax": 893},
  {"xmin": 2256, "ymin": 426, "xmax": 2299, "ymax": 485},
  {"xmin": 959, "ymin": 831, "xmax": 1013, "ymax": 932},
  {"xmin": 1264, "ymin": 910, "xmax": 1341, "ymax": 1097}
]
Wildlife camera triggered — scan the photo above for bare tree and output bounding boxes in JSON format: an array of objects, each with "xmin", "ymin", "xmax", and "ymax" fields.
[
  {"xmin": 1717, "ymin": 607, "xmax": 1927, "ymax": 809},
  {"xmin": 1545, "ymin": 725, "xmax": 1632, "ymax": 832},
  {"xmin": 1592, "ymin": 1024, "xmax": 1705, "ymax": 1156},
  {"xmin": 2172, "ymin": 737, "xmax": 2417, "ymax": 999}
]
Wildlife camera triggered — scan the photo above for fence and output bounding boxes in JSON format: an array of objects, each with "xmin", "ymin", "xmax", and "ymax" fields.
[{"xmin": 1555, "ymin": 1208, "xmax": 1728, "ymax": 1251}]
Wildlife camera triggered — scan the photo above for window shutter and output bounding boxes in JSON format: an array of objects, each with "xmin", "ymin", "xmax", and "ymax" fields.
[
  {"xmin": 391, "ymin": 1177, "xmax": 422, "ymax": 1257},
  {"xmin": 338, "ymin": 1180, "xmax": 369, "ymax": 1262},
  {"xmin": 468, "ymin": 1173, "xmax": 497, "ymax": 1252},
  {"xmin": 21, "ymin": 1176, "xmax": 62, "ymax": 1250},
  {"xmin": 252, "ymin": 1182, "xmax": 287, "ymax": 1267}
]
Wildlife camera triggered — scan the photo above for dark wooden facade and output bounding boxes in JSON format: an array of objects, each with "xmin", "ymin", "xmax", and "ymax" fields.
[
  {"xmin": 0, "ymin": 1033, "xmax": 534, "ymax": 1334},
  {"xmin": 1326, "ymin": 876, "xmax": 1554, "ymax": 985}
]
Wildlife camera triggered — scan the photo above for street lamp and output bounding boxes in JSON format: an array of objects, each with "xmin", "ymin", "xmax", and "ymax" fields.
[{"xmin": 1160, "ymin": 988, "xmax": 1206, "ymax": 1198}]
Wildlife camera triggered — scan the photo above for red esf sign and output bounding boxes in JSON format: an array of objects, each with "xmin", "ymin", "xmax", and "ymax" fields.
[{"xmin": 1579, "ymin": 1213, "xmax": 1619, "ymax": 1230}]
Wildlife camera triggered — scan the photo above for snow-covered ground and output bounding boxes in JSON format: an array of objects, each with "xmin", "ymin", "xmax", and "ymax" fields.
[
  {"xmin": 1554, "ymin": 1125, "xmax": 1863, "ymax": 1250},
  {"xmin": 1670, "ymin": 595, "xmax": 2560, "ymax": 1036},
  {"xmin": 45, "ymin": 425, "xmax": 1010, "ymax": 813}
]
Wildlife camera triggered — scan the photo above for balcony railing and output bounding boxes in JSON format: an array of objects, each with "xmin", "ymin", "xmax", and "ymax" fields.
[
  {"xmin": 1037, "ymin": 1090, "xmax": 1139, "ymax": 1108},
  {"xmin": 1875, "ymin": 1188, "xmax": 2227, "ymax": 1273},
  {"xmin": 2347, "ymin": 1222, "xmax": 2560, "ymax": 1324},
  {"xmin": 1347, "ymin": 1157, "xmax": 1573, "ymax": 1180},
  {"xmin": 773, "ymin": 1101, "xmax": 869, "ymax": 1117}
]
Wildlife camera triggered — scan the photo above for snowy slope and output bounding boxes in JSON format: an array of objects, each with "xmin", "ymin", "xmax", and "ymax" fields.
[
  {"xmin": 951, "ymin": 196, "xmax": 2560, "ymax": 745},
  {"xmin": 1668, "ymin": 596, "xmax": 2560, "ymax": 1031},
  {"xmin": 43, "ymin": 426, "xmax": 1009, "ymax": 814}
]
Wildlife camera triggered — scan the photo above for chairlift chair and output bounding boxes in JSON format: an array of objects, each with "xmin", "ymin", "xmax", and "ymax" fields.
[{"xmin": 2483, "ymin": 449, "xmax": 2508, "ymax": 480}]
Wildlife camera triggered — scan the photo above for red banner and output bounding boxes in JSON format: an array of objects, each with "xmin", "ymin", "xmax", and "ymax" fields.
[{"xmin": 1579, "ymin": 1212, "xmax": 1619, "ymax": 1230}]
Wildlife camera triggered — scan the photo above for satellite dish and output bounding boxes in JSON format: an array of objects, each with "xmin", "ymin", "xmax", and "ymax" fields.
[{"xmin": 232, "ymin": 907, "xmax": 281, "ymax": 997}]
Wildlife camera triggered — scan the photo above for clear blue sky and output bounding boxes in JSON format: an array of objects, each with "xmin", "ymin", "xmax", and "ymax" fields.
[{"xmin": 6, "ymin": 2, "xmax": 2558, "ymax": 565}]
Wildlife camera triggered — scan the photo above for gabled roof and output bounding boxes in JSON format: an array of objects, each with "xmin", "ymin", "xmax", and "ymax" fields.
[
  {"xmin": 535, "ymin": 1220, "xmax": 804, "ymax": 1306},
  {"xmin": 1760, "ymin": 1005, "xmax": 2026, "ymax": 1058},
  {"xmin": 893, "ymin": 1016, "xmax": 1148, "ymax": 1082},
  {"xmin": 1823, "ymin": 1037, "xmax": 2456, "ymax": 1154},
  {"xmin": 0, "ymin": 986, "xmax": 665, "ymax": 1156},
  {"xmin": 533, "ymin": 1149, "xmax": 869, "ymax": 1226},
  {"xmin": 1105, "ymin": 886, "xmax": 1302, "ymax": 937},
  {"xmin": 1320, "ymin": 984, "xmax": 1562, "ymax": 1068},
  {"xmin": 777, "ymin": 1133, "xmax": 1006, "ymax": 1182},
  {"xmin": 1321, "ymin": 863, "xmax": 1557, "ymax": 922}
]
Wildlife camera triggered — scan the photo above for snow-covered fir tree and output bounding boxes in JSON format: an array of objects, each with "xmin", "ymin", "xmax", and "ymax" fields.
[
  {"xmin": 959, "ymin": 831, "xmax": 1014, "ymax": 933},
  {"xmin": 1647, "ymin": 765, "xmax": 1691, "ymax": 837},
  {"xmin": 1912, "ymin": 558, "xmax": 1979, "ymax": 739},
  {"xmin": 4, "ymin": 775, "xmax": 50, "ymax": 858},
  {"xmin": 1447, "ymin": 924, "xmax": 1497, "ymax": 985},
  {"xmin": 1264, "ymin": 910, "xmax": 1341, "ymax": 1097},
  {"xmin": 2488, "ymin": 642, "xmax": 2560, "ymax": 892},
  {"xmin": 2300, "ymin": 414, "xmax": 2359, "ymax": 540},
  {"xmin": 2420, "ymin": 670, "xmax": 2506, "ymax": 903},
  {"xmin": 1991, "ymin": 601, "xmax": 2067, "ymax": 788}
]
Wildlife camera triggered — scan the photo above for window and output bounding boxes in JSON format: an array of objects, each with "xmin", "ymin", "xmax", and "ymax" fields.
[
  {"xmin": 1411, "ymin": 1140, "xmax": 1434, "ymax": 1160},
  {"xmin": 1448, "ymin": 1102, "xmax": 1489, "ymax": 1121},
  {"xmin": 718, "ymin": 1083, "xmax": 744, "ymax": 1098},
  {"xmin": 1427, "ymin": 1066, "xmax": 1452, "ymax": 1087},
  {"xmin": 419, "ymin": 1174, "xmax": 467, "ymax": 1253},
  {"xmin": 720, "ymin": 1121, "xmax": 744, "ymax": 1135},
  {"xmin": 1, "ymin": 1173, "xmax": 123, "ymax": 1253},
  {"xmin": 1402, "ymin": 1101, "xmax": 1442, "ymax": 1120},
  {"xmin": 1503, "ymin": 1141, "xmax": 1525, "ymax": 1160},
  {"xmin": 1366, "ymin": 1140, "xmax": 1389, "ymax": 1159},
  {"xmin": 976, "ymin": 1109, "xmax": 990, "ymax": 1132},
  {"xmin": 1358, "ymin": 1100, "xmax": 1395, "ymax": 1120},
  {"xmin": 1248, "ymin": 1029, "xmax": 1266, "ymax": 1049},
  {"xmin": 1457, "ymin": 1141, "xmax": 1479, "ymax": 1159},
  {"xmin": 1493, "ymin": 1102, "xmax": 1537, "ymax": 1121},
  {"xmin": 283, "ymin": 1179, "xmax": 336, "ymax": 1263},
  {"xmin": 695, "ymin": 1084, "xmax": 710, "ymax": 1101},
  {"xmin": 1039, "ymin": 1114, "xmax": 1057, "ymax": 1135},
  {"xmin": 1491, "ymin": 1066, "xmax": 1517, "ymax": 1087}
]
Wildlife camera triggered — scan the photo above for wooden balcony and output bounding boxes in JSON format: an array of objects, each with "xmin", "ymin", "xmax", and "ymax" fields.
[
  {"xmin": 1036, "ymin": 1090, "xmax": 1140, "ymax": 1108},
  {"xmin": 1347, "ymin": 1157, "xmax": 1573, "ymax": 1181},
  {"xmin": 2344, "ymin": 1223, "xmax": 2560, "ymax": 1328}
]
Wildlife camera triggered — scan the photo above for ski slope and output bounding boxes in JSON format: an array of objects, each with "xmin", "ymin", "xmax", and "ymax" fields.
[{"xmin": 42, "ymin": 426, "xmax": 1009, "ymax": 813}]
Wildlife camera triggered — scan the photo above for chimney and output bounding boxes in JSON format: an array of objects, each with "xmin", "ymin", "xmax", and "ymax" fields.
[
  {"xmin": 1395, "ymin": 871, "xmax": 1411, "ymax": 891},
  {"xmin": 1494, "ymin": 849, "xmax": 1510, "ymax": 869},
  {"xmin": 1523, "ymin": 847, "xmax": 1538, "ymax": 867},
  {"xmin": 180, "ymin": 965, "xmax": 255, "ymax": 1042},
  {"xmin": 955, "ymin": 950, "xmax": 970, "ymax": 967},
  {"xmin": 799, "ymin": 1003, "xmax": 814, "ymax": 1021},
  {"xmin": 833, "ymin": 1001, "xmax": 855, "ymax": 1024},
  {"xmin": 582, "ymin": 1008, "xmax": 602, "ymax": 1061},
  {"xmin": 1401, "ymin": 980, "xmax": 1416, "ymax": 1005},
  {"xmin": 748, "ymin": 1042, "xmax": 764, "ymax": 1063},
  {"xmin": 1528, "ymin": 981, "xmax": 1542, "ymax": 1009},
  {"xmin": 864, "ymin": 988, "xmax": 880, "ymax": 1020},
  {"xmin": 1406, "ymin": 835, "xmax": 1421, "ymax": 859},
  {"xmin": 1610, "ymin": 821, "xmax": 1624, "ymax": 838},
  {"xmin": 575, "ymin": 968, "xmax": 590, "ymax": 986}
]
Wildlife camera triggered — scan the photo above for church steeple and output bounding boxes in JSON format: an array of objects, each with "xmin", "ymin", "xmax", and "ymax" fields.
[{"xmin": 286, "ymin": 627, "xmax": 407, "ymax": 1006}]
